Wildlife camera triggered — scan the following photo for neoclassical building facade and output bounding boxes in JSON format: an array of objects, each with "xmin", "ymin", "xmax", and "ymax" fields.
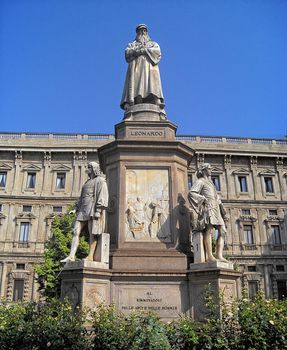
[{"xmin": 0, "ymin": 132, "xmax": 286, "ymax": 301}]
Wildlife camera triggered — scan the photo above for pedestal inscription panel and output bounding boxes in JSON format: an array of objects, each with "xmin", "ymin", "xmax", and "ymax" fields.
[
  {"xmin": 114, "ymin": 283, "xmax": 188, "ymax": 319},
  {"xmin": 125, "ymin": 168, "xmax": 171, "ymax": 242}
]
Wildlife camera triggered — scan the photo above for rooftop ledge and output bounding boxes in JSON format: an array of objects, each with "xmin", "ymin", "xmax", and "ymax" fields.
[{"xmin": 0, "ymin": 132, "xmax": 286, "ymax": 145}]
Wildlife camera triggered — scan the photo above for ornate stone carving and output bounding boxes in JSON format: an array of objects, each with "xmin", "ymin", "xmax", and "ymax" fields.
[{"xmin": 125, "ymin": 169, "xmax": 171, "ymax": 242}]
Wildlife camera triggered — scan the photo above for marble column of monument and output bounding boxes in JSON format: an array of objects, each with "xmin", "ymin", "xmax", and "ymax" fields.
[{"xmin": 98, "ymin": 105, "xmax": 194, "ymax": 272}]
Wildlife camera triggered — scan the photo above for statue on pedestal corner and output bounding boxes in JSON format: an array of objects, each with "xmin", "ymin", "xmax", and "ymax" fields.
[
  {"xmin": 120, "ymin": 24, "xmax": 165, "ymax": 111},
  {"xmin": 61, "ymin": 162, "xmax": 109, "ymax": 263},
  {"xmin": 188, "ymin": 163, "xmax": 228, "ymax": 263}
]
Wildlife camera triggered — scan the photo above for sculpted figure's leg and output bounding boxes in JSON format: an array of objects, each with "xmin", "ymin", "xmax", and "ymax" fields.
[
  {"xmin": 203, "ymin": 225, "xmax": 217, "ymax": 262},
  {"xmin": 84, "ymin": 220, "xmax": 98, "ymax": 261},
  {"xmin": 61, "ymin": 221, "xmax": 84, "ymax": 263},
  {"xmin": 216, "ymin": 226, "xmax": 228, "ymax": 262}
]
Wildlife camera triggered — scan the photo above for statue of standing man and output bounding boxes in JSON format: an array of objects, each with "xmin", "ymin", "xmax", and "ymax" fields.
[
  {"xmin": 61, "ymin": 162, "xmax": 109, "ymax": 263},
  {"xmin": 188, "ymin": 163, "xmax": 228, "ymax": 263},
  {"xmin": 120, "ymin": 24, "xmax": 164, "ymax": 110}
]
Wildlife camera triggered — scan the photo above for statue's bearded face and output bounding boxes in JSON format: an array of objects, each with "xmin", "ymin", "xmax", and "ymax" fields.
[{"xmin": 136, "ymin": 28, "xmax": 150, "ymax": 44}]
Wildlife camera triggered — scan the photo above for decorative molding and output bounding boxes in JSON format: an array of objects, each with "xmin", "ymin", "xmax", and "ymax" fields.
[
  {"xmin": 0, "ymin": 212, "xmax": 7, "ymax": 225},
  {"xmin": 43, "ymin": 151, "xmax": 52, "ymax": 162},
  {"xmin": 22, "ymin": 163, "xmax": 42, "ymax": 172},
  {"xmin": 14, "ymin": 150, "xmax": 22, "ymax": 161},
  {"xmin": 258, "ymin": 169, "xmax": 276, "ymax": 176},
  {"xmin": 237, "ymin": 215, "xmax": 257, "ymax": 228},
  {"xmin": 14, "ymin": 213, "xmax": 36, "ymax": 225},
  {"xmin": 73, "ymin": 151, "xmax": 87, "ymax": 162},
  {"xmin": 51, "ymin": 164, "xmax": 71, "ymax": 172},
  {"xmin": 0, "ymin": 162, "xmax": 13, "ymax": 171},
  {"xmin": 224, "ymin": 154, "xmax": 232, "ymax": 169},
  {"xmin": 232, "ymin": 168, "xmax": 250, "ymax": 175},
  {"xmin": 211, "ymin": 167, "xmax": 223, "ymax": 174}
]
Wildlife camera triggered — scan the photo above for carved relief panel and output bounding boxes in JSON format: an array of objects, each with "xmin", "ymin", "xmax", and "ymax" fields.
[{"xmin": 125, "ymin": 168, "xmax": 171, "ymax": 242}]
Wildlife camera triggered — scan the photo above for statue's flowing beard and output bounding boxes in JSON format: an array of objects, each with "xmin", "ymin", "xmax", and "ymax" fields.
[{"xmin": 136, "ymin": 32, "xmax": 150, "ymax": 45}]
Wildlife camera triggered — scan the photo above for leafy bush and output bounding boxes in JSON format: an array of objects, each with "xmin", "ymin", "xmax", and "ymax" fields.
[
  {"xmin": 166, "ymin": 317, "xmax": 199, "ymax": 349},
  {"xmin": 1, "ymin": 293, "xmax": 286, "ymax": 350},
  {"xmin": 92, "ymin": 304, "xmax": 170, "ymax": 350},
  {"xmin": 237, "ymin": 292, "xmax": 287, "ymax": 350},
  {"xmin": 0, "ymin": 299, "xmax": 91, "ymax": 350}
]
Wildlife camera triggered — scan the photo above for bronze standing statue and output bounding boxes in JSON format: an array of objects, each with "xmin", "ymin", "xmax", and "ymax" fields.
[
  {"xmin": 188, "ymin": 163, "xmax": 228, "ymax": 263},
  {"xmin": 61, "ymin": 162, "xmax": 109, "ymax": 263}
]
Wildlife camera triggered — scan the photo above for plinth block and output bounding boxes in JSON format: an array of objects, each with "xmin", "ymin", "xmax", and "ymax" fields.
[
  {"xmin": 188, "ymin": 267, "xmax": 242, "ymax": 321},
  {"xmin": 61, "ymin": 265, "xmax": 189, "ymax": 321},
  {"xmin": 123, "ymin": 103, "xmax": 167, "ymax": 122},
  {"xmin": 115, "ymin": 119, "xmax": 177, "ymax": 141}
]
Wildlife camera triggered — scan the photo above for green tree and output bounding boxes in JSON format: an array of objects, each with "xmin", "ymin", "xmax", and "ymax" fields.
[{"xmin": 34, "ymin": 207, "xmax": 89, "ymax": 299}]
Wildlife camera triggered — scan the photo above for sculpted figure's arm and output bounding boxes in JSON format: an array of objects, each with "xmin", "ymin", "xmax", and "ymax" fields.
[
  {"xmin": 93, "ymin": 177, "xmax": 109, "ymax": 219},
  {"xmin": 125, "ymin": 43, "xmax": 142, "ymax": 63},
  {"xmin": 145, "ymin": 42, "xmax": 161, "ymax": 65},
  {"xmin": 188, "ymin": 180, "xmax": 206, "ymax": 214}
]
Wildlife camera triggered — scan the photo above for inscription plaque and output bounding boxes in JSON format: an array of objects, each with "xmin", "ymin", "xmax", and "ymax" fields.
[
  {"xmin": 128, "ymin": 128, "xmax": 165, "ymax": 138},
  {"xmin": 115, "ymin": 284, "xmax": 187, "ymax": 319}
]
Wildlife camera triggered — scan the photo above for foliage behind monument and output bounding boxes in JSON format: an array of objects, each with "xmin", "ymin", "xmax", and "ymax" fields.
[{"xmin": 34, "ymin": 207, "xmax": 89, "ymax": 299}]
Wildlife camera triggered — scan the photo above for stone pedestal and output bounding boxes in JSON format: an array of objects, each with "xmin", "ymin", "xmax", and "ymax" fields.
[
  {"xmin": 97, "ymin": 107, "xmax": 194, "ymax": 272},
  {"xmin": 188, "ymin": 265, "xmax": 241, "ymax": 321},
  {"xmin": 61, "ymin": 264, "xmax": 189, "ymax": 321},
  {"xmin": 61, "ymin": 105, "xmax": 242, "ymax": 320}
]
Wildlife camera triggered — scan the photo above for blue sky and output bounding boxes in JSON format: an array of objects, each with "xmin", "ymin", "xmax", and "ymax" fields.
[{"xmin": 0, "ymin": 0, "xmax": 286, "ymax": 138}]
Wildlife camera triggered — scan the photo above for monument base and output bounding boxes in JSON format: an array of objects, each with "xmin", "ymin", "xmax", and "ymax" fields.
[
  {"xmin": 188, "ymin": 267, "xmax": 242, "ymax": 321},
  {"xmin": 61, "ymin": 262, "xmax": 242, "ymax": 321},
  {"xmin": 61, "ymin": 265, "xmax": 189, "ymax": 321}
]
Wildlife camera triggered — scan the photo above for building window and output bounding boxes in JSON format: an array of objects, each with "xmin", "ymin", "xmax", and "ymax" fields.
[
  {"xmin": 271, "ymin": 225, "xmax": 281, "ymax": 245},
  {"xmin": 23, "ymin": 205, "xmax": 32, "ymax": 212},
  {"xmin": 187, "ymin": 174, "xmax": 193, "ymax": 190},
  {"xmin": 0, "ymin": 204, "xmax": 2, "ymax": 212},
  {"xmin": 241, "ymin": 209, "xmax": 251, "ymax": 216},
  {"xmin": 27, "ymin": 172, "xmax": 36, "ymax": 189},
  {"xmin": 243, "ymin": 225, "xmax": 254, "ymax": 244},
  {"xmin": 56, "ymin": 173, "xmax": 66, "ymax": 189},
  {"xmin": 268, "ymin": 209, "xmax": 277, "ymax": 216},
  {"xmin": 16, "ymin": 263, "xmax": 25, "ymax": 270},
  {"xmin": 247, "ymin": 266, "xmax": 257, "ymax": 272},
  {"xmin": 238, "ymin": 176, "xmax": 248, "ymax": 192},
  {"xmin": 276, "ymin": 265, "xmax": 285, "ymax": 272},
  {"xmin": 248, "ymin": 281, "xmax": 258, "ymax": 299},
  {"xmin": 0, "ymin": 172, "xmax": 7, "ymax": 187},
  {"xmin": 211, "ymin": 175, "xmax": 221, "ymax": 191},
  {"xmin": 53, "ymin": 206, "xmax": 62, "ymax": 213},
  {"xmin": 19, "ymin": 222, "xmax": 29, "ymax": 242},
  {"xmin": 13, "ymin": 279, "xmax": 25, "ymax": 301},
  {"xmin": 264, "ymin": 177, "xmax": 274, "ymax": 193},
  {"xmin": 277, "ymin": 280, "xmax": 287, "ymax": 300}
]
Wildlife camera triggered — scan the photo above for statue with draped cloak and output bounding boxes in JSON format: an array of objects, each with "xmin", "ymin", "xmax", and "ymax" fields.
[{"xmin": 120, "ymin": 24, "xmax": 164, "ymax": 110}]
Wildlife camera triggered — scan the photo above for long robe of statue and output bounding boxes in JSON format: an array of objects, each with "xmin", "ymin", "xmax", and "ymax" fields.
[{"xmin": 120, "ymin": 24, "xmax": 164, "ymax": 110}]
